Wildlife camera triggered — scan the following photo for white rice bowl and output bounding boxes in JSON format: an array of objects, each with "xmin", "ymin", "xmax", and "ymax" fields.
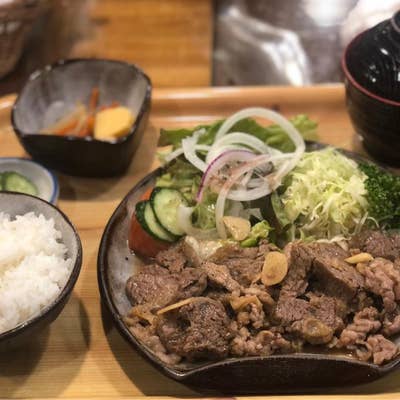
[{"xmin": 0, "ymin": 212, "xmax": 73, "ymax": 333}]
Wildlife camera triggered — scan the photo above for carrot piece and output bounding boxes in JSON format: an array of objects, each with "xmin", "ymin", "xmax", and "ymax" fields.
[
  {"xmin": 89, "ymin": 87, "xmax": 99, "ymax": 112},
  {"xmin": 76, "ymin": 114, "xmax": 95, "ymax": 137},
  {"xmin": 86, "ymin": 114, "xmax": 95, "ymax": 136},
  {"xmin": 54, "ymin": 120, "xmax": 79, "ymax": 136},
  {"xmin": 41, "ymin": 104, "xmax": 86, "ymax": 136}
]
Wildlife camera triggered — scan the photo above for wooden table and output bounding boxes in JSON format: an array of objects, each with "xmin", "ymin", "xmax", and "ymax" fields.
[
  {"xmin": 1, "ymin": 85, "xmax": 399, "ymax": 399},
  {"xmin": 0, "ymin": 0, "xmax": 212, "ymax": 95}
]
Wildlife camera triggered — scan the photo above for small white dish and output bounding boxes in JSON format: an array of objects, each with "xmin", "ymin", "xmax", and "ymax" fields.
[{"xmin": 0, "ymin": 158, "xmax": 59, "ymax": 204}]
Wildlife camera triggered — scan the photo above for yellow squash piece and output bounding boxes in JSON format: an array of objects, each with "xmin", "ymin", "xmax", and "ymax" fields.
[{"xmin": 94, "ymin": 106, "xmax": 134, "ymax": 140}]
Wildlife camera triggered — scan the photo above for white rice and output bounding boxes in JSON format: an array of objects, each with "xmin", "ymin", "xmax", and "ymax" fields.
[{"xmin": 0, "ymin": 212, "xmax": 73, "ymax": 333}]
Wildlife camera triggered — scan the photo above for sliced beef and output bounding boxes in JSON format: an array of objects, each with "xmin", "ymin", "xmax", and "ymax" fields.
[
  {"xmin": 157, "ymin": 298, "xmax": 232, "ymax": 361},
  {"xmin": 128, "ymin": 319, "xmax": 181, "ymax": 365},
  {"xmin": 230, "ymin": 326, "xmax": 292, "ymax": 357},
  {"xmin": 382, "ymin": 311, "xmax": 400, "ymax": 336},
  {"xmin": 350, "ymin": 230, "xmax": 400, "ymax": 261},
  {"xmin": 178, "ymin": 268, "xmax": 207, "ymax": 298},
  {"xmin": 276, "ymin": 294, "xmax": 343, "ymax": 329},
  {"xmin": 281, "ymin": 242, "xmax": 355, "ymax": 300},
  {"xmin": 275, "ymin": 297, "xmax": 310, "ymax": 325},
  {"xmin": 313, "ymin": 253, "xmax": 364, "ymax": 302},
  {"xmin": 209, "ymin": 240, "xmax": 275, "ymax": 286},
  {"xmin": 126, "ymin": 234, "xmax": 400, "ymax": 366},
  {"xmin": 339, "ymin": 307, "xmax": 381, "ymax": 347},
  {"xmin": 126, "ymin": 264, "xmax": 179, "ymax": 309},
  {"xmin": 155, "ymin": 242, "xmax": 186, "ymax": 272},
  {"xmin": 202, "ymin": 261, "xmax": 241, "ymax": 292},
  {"xmin": 280, "ymin": 242, "xmax": 314, "ymax": 297},
  {"xmin": 366, "ymin": 334, "xmax": 398, "ymax": 365},
  {"xmin": 276, "ymin": 294, "xmax": 344, "ymax": 344},
  {"xmin": 236, "ymin": 301, "xmax": 266, "ymax": 329},
  {"xmin": 205, "ymin": 289, "xmax": 232, "ymax": 305},
  {"xmin": 125, "ymin": 265, "xmax": 206, "ymax": 310},
  {"xmin": 243, "ymin": 284, "xmax": 275, "ymax": 309},
  {"xmin": 307, "ymin": 293, "xmax": 347, "ymax": 330},
  {"xmin": 224, "ymin": 257, "xmax": 263, "ymax": 286},
  {"xmin": 359, "ymin": 258, "xmax": 400, "ymax": 313}
]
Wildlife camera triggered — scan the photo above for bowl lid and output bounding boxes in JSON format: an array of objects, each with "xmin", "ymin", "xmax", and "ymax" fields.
[{"xmin": 344, "ymin": 10, "xmax": 400, "ymax": 103}]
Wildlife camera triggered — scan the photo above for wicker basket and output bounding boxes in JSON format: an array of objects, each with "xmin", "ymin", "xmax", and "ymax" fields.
[{"xmin": 0, "ymin": 0, "xmax": 47, "ymax": 78}]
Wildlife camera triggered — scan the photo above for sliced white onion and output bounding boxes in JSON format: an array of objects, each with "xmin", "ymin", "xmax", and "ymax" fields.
[
  {"xmin": 215, "ymin": 108, "xmax": 305, "ymax": 154},
  {"xmin": 177, "ymin": 205, "xmax": 218, "ymax": 239},
  {"xmin": 205, "ymin": 144, "xmax": 248, "ymax": 164},
  {"xmin": 181, "ymin": 129, "xmax": 209, "ymax": 171},
  {"xmin": 227, "ymin": 183, "xmax": 272, "ymax": 201},
  {"xmin": 164, "ymin": 144, "xmax": 211, "ymax": 164},
  {"xmin": 206, "ymin": 132, "xmax": 271, "ymax": 164}
]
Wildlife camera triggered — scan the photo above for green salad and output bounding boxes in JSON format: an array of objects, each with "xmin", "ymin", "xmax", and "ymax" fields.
[{"xmin": 148, "ymin": 107, "xmax": 400, "ymax": 247}]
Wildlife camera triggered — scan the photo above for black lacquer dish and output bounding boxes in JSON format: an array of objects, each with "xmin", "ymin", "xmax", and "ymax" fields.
[
  {"xmin": 342, "ymin": 10, "xmax": 400, "ymax": 166},
  {"xmin": 97, "ymin": 143, "xmax": 400, "ymax": 394},
  {"xmin": 11, "ymin": 58, "xmax": 151, "ymax": 177}
]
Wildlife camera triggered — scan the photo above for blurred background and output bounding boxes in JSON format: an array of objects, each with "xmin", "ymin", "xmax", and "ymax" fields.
[{"xmin": 0, "ymin": 0, "xmax": 399, "ymax": 95}]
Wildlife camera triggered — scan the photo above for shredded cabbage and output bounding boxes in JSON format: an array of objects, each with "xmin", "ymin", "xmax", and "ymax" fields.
[{"xmin": 279, "ymin": 148, "xmax": 369, "ymax": 241}]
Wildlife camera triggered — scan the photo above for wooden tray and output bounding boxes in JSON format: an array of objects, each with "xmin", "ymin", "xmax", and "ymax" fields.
[{"xmin": 0, "ymin": 85, "xmax": 399, "ymax": 399}]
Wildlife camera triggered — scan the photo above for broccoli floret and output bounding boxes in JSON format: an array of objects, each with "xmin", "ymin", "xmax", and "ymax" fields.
[{"xmin": 359, "ymin": 163, "xmax": 400, "ymax": 228}]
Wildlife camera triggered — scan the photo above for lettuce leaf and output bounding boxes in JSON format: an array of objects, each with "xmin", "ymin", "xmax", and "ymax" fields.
[{"xmin": 158, "ymin": 115, "xmax": 318, "ymax": 152}]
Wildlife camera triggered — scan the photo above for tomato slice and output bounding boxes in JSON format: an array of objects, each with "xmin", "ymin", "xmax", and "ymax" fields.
[
  {"xmin": 128, "ymin": 186, "xmax": 171, "ymax": 258},
  {"xmin": 128, "ymin": 214, "xmax": 170, "ymax": 258}
]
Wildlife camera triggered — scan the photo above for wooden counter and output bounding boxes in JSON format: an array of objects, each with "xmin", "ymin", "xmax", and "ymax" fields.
[
  {"xmin": 0, "ymin": 0, "xmax": 213, "ymax": 95},
  {"xmin": 1, "ymin": 85, "xmax": 399, "ymax": 399}
]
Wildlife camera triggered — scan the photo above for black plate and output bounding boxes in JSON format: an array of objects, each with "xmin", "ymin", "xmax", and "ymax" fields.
[
  {"xmin": 12, "ymin": 58, "xmax": 151, "ymax": 177},
  {"xmin": 97, "ymin": 143, "xmax": 400, "ymax": 394}
]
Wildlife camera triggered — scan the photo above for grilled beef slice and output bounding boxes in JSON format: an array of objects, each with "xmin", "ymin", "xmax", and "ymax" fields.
[
  {"xmin": 126, "ymin": 265, "xmax": 206, "ymax": 310},
  {"xmin": 126, "ymin": 234, "xmax": 400, "ymax": 366},
  {"xmin": 156, "ymin": 298, "xmax": 232, "ymax": 361},
  {"xmin": 350, "ymin": 230, "xmax": 400, "ymax": 261}
]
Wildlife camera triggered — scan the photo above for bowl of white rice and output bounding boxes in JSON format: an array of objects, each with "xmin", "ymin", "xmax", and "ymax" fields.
[{"xmin": 0, "ymin": 192, "xmax": 82, "ymax": 349}]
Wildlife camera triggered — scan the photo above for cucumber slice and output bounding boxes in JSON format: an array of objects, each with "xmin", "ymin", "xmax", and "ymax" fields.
[
  {"xmin": 135, "ymin": 200, "xmax": 176, "ymax": 242},
  {"xmin": 150, "ymin": 187, "xmax": 187, "ymax": 236},
  {"xmin": 0, "ymin": 173, "xmax": 3, "ymax": 190},
  {"xmin": 2, "ymin": 171, "xmax": 38, "ymax": 196}
]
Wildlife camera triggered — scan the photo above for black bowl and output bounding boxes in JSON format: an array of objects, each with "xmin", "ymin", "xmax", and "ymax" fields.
[
  {"xmin": 97, "ymin": 146, "xmax": 400, "ymax": 394},
  {"xmin": 342, "ymin": 11, "xmax": 400, "ymax": 166},
  {"xmin": 0, "ymin": 192, "xmax": 82, "ymax": 350},
  {"xmin": 11, "ymin": 59, "xmax": 151, "ymax": 177}
]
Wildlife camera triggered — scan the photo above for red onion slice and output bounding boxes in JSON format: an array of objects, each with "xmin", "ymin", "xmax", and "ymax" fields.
[{"xmin": 196, "ymin": 149, "xmax": 256, "ymax": 203}]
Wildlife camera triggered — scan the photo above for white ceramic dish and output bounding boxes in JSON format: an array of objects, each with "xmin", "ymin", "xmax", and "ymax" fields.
[{"xmin": 0, "ymin": 158, "xmax": 59, "ymax": 204}]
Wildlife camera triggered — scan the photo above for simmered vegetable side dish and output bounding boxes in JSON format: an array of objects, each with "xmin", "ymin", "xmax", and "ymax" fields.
[
  {"xmin": 41, "ymin": 88, "xmax": 134, "ymax": 141},
  {"xmin": 125, "ymin": 107, "xmax": 400, "ymax": 365}
]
